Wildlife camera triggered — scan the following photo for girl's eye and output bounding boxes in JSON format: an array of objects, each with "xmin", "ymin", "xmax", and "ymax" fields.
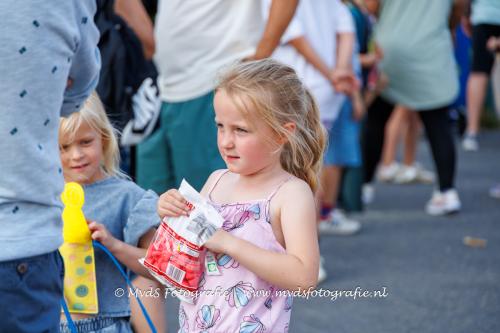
[
  {"xmin": 216, "ymin": 123, "xmax": 223, "ymax": 129},
  {"xmin": 236, "ymin": 127, "xmax": 248, "ymax": 133},
  {"xmin": 60, "ymin": 145, "xmax": 69, "ymax": 151},
  {"xmin": 81, "ymin": 139, "xmax": 93, "ymax": 145}
]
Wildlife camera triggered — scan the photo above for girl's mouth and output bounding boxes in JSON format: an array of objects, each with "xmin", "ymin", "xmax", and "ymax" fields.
[{"xmin": 71, "ymin": 163, "xmax": 89, "ymax": 171}]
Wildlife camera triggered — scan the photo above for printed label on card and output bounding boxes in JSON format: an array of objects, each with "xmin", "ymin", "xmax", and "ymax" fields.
[{"xmin": 205, "ymin": 251, "xmax": 221, "ymax": 276}]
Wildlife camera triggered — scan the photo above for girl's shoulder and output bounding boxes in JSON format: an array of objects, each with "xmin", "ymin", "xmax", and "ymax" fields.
[
  {"xmin": 274, "ymin": 175, "xmax": 313, "ymax": 200},
  {"xmin": 200, "ymin": 169, "xmax": 228, "ymax": 197}
]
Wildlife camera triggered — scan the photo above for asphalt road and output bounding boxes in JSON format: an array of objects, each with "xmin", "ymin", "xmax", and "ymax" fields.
[{"xmin": 163, "ymin": 130, "xmax": 500, "ymax": 333}]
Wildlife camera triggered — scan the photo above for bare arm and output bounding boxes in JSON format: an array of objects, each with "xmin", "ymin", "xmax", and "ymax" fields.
[
  {"xmin": 359, "ymin": 53, "xmax": 379, "ymax": 69},
  {"xmin": 157, "ymin": 173, "xmax": 319, "ymax": 290},
  {"xmin": 114, "ymin": 0, "xmax": 155, "ymax": 60},
  {"xmin": 288, "ymin": 36, "xmax": 333, "ymax": 83},
  {"xmin": 331, "ymin": 32, "xmax": 358, "ymax": 94},
  {"xmin": 449, "ymin": 0, "xmax": 467, "ymax": 32},
  {"xmin": 336, "ymin": 32, "xmax": 355, "ymax": 70},
  {"xmin": 89, "ymin": 222, "xmax": 156, "ymax": 278},
  {"xmin": 252, "ymin": 0, "xmax": 299, "ymax": 59},
  {"xmin": 204, "ymin": 180, "xmax": 320, "ymax": 291}
]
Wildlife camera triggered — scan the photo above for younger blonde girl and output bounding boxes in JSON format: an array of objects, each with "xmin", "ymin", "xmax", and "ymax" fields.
[{"xmin": 58, "ymin": 92, "xmax": 164, "ymax": 333}]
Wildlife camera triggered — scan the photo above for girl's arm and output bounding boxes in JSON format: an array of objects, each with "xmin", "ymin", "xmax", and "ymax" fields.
[
  {"xmin": 88, "ymin": 221, "xmax": 156, "ymax": 278},
  {"xmin": 157, "ymin": 170, "xmax": 221, "ymax": 217},
  {"xmin": 288, "ymin": 36, "xmax": 333, "ymax": 85},
  {"xmin": 332, "ymin": 32, "xmax": 358, "ymax": 94},
  {"xmin": 335, "ymin": 31, "xmax": 355, "ymax": 72},
  {"xmin": 204, "ymin": 180, "xmax": 320, "ymax": 291}
]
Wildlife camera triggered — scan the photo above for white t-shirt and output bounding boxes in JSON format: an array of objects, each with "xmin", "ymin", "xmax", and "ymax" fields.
[
  {"xmin": 154, "ymin": 0, "xmax": 265, "ymax": 102},
  {"xmin": 263, "ymin": 0, "xmax": 354, "ymax": 121},
  {"xmin": 471, "ymin": 0, "xmax": 500, "ymax": 26}
]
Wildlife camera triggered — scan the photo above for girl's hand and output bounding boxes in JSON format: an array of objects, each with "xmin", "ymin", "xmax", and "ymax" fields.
[
  {"xmin": 360, "ymin": 52, "xmax": 379, "ymax": 69},
  {"xmin": 88, "ymin": 221, "xmax": 118, "ymax": 251},
  {"xmin": 330, "ymin": 68, "xmax": 360, "ymax": 95},
  {"xmin": 157, "ymin": 189, "xmax": 192, "ymax": 219},
  {"xmin": 204, "ymin": 229, "xmax": 230, "ymax": 254}
]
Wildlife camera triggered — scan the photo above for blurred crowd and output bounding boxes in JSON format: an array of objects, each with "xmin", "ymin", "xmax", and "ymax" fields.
[{"xmin": 1, "ymin": 0, "xmax": 499, "ymax": 332}]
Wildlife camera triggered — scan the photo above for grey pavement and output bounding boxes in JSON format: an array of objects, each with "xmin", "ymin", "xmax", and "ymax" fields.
[{"xmin": 163, "ymin": 130, "xmax": 500, "ymax": 333}]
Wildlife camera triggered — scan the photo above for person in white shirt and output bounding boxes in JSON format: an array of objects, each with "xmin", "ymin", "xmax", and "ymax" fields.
[
  {"xmin": 136, "ymin": 0, "xmax": 298, "ymax": 194},
  {"xmin": 264, "ymin": 0, "xmax": 363, "ymax": 283}
]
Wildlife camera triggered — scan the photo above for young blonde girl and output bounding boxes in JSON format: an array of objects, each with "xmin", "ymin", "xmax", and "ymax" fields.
[
  {"xmin": 158, "ymin": 59, "xmax": 326, "ymax": 332},
  {"xmin": 58, "ymin": 92, "xmax": 165, "ymax": 333}
]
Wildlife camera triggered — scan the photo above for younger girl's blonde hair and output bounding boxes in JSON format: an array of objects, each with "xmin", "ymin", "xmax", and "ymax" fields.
[
  {"xmin": 59, "ymin": 92, "xmax": 127, "ymax": 179},
  {"xmin": 217, "ymin": 59, "xmax": 326, "ymax": 192}
]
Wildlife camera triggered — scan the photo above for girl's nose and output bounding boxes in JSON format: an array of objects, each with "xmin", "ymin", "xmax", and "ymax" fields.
[
  {"xmin": 70, "ymin": 147, "xmax": 84, "ymax": 160},
  {"xmin": 219, "ymin": 132, "xmax": 234, "ymax": 148}
]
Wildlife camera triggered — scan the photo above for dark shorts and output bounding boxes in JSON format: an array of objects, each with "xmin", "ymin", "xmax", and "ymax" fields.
[
  {"xmin": 0, "ymin": 250, "xmax": 64, "ymax": 333},
  {"xmin": 471, "ymin": 24, "xmax": 500, "ymax": 73}
]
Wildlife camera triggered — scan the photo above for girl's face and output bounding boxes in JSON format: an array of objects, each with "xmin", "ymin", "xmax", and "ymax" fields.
[
  {"xmin": 59, "ymin": 121, "xmax": 105, "ymax": 185},
  {"xmin": 214, "ymin": 90, "xmax": 282, "ymax": 176}
]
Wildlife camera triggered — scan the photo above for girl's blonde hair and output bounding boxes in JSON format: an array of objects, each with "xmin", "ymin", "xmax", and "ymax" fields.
[
  {"xmin": 59, "ymin": 92, "xmax": 128, "ymax": 179},
  {"xmin": 217, "ymin": 59, "xmax": 326, "ymax": 192}
]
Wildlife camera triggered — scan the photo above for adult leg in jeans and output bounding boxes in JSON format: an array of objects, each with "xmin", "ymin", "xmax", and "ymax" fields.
[
  {"xmin": 363, "ymin": 96, "xmax": 395, "ymax": 184},
  {"xmin": 418, "ymin": 107, "xmax": 456, "ymax": 191},
  {"xmin": 0, "ymin": 251, "xmax": 64, "ymax": 332}
]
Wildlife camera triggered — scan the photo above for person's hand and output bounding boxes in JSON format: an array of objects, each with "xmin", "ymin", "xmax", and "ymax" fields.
[
  {"xmin": 363, "ymin": 52, "xmax": 379, "ymax": 68},
  {"xmin": 330, "ymin": 68, "xmax": 360, "ymax": 95},
  {"xmin": 203, "ymin": 229, "xmax": 230, "ymax": 254},
  {"xmin": 487, "ymin": 36, "xmax": 500, "ymax": 53},
  {"xmin": 157, "ymin": 189, "xmax": 192, "ymax": 219},
  {"xmin": 88, "ymin": 221, "xmax": 118, "ymax": 251}
]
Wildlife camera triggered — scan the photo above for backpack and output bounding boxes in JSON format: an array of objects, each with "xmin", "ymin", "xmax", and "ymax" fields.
[{"xmin": 94, "ymin": 0, "xmax": 157, "ymax": 131}]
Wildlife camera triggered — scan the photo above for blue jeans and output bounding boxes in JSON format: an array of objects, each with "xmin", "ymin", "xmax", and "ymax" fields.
[
  {"xmin": 0, "ymin": 250, "xmax": 64, "ymax": 332},
  {"xmin": 60, "ymin": 316, "xmax": 133, "ymax": 333}
]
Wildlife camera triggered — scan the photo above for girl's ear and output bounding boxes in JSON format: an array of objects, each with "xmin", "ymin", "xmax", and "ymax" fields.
[{"xmin": 279, "ymin": 122, "xmax": 296, "ymax": 144}]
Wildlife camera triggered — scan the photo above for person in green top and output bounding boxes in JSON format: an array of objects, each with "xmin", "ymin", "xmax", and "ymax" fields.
[{"xmin": 362, "ymin": 0, "xmax": 466, "ymax": 216}]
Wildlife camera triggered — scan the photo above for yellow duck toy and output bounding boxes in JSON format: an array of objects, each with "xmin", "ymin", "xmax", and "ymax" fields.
[{"xmin": 59, "ymin": 182, "xmax": 98, "ymax": 314}]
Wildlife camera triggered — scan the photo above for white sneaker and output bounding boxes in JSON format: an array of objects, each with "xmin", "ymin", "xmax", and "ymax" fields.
[
  {"xmin": 318, "ymin": 256, "xmax": 327, "ymax": 284},
  {"xmin": 377, "ymin": 162, "xmax": 401, "ymax": 182},
  {"xmin": 425, "ymin": 189, "xmax": 461, "ymax": 216},
  {"xmin": 394, "ymin": 163, "xmax": 435, "ymax": 184},
  {"xmin": 462, "ymin": 135, "xmax": 479, "ymax": 152},
  {"xmin": 362, "ymin": 184, "xmax": 375, "ymax": 205},
  {"xmin": 318, "ymin": 209, "xmax": 361, "ymax": 235},
  {"xmin": 489, "ymin": 184, "xmax": 500, "ymax": 199}
]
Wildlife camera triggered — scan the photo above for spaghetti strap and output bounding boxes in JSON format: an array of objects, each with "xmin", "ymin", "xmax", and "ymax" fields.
[
  {"xmin": 264, "ymin": 176, "xmax": 293, "ymax": 224},
  {"xmin": 266, "ymin": 176, "xmax": 293, "ymax": 202},
  {"xmin": 207, "ymin": 169, "xmax": 230, "ymax": 199}
]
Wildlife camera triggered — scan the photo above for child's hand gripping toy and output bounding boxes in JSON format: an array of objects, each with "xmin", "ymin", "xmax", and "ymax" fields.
[
  {"xmin": 59, "ymin": 182, "xmax": 99, "ymax": 314},
  {"xmin": 142, "ymin": 180, "xmax": 224, "ymax": 302}
]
